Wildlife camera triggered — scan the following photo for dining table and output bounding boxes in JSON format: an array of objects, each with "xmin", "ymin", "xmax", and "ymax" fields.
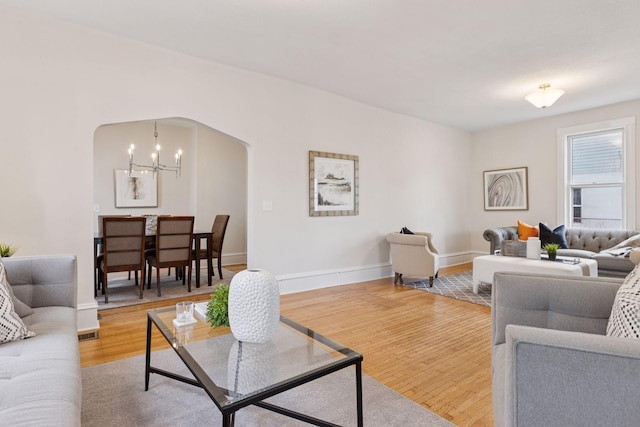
[{"xmin": 93, "ymin": 230, "xmax": 213, "ymax": 295}]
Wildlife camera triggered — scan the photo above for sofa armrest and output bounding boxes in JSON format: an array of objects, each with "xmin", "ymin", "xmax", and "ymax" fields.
[
  {"xmin": 2, "ymin": 255, "xmax": 77, "ymax": 309},
  {"xmin": 505, "ymin": 324, "xmax": 640, "ymax": 426},
  {"xmin": 483, "ymin": 226, "xmax": 517, "ymax": 255},
  {"xmin": 492, "ymin": 272, "xmax": 622, "ymax": 347}
]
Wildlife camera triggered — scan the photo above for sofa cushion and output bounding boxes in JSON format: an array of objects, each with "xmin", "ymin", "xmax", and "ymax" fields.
[
  {"xmin": 593, "ymin": 253, "xmax": 636, "ymax": 272},
  {"xmin": 557, "ymin": 248, "xmax": 597, "ymax": 259},
  {"xmin": 0, "ymin": 261, "xmax": 35, "ymax": 344},
  {"xmin": 517, "ymin": 220, "xmax": 538, "ymax": 240},
  {"xmin": 0, "ymin": 306, "xmax": 81, "ymax": 425},
  {"xmin": 607, "ymin": 266, "xmax": 640, "ymax": 338},
  {"xmin": 0, "ymin": 260, "xmax": 34, "ymax": 318}
]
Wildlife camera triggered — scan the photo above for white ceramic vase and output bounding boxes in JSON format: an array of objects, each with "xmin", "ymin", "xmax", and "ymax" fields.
[{"xmin": 228, "ymin": 269, "xmax": 280, "ymax": 343}]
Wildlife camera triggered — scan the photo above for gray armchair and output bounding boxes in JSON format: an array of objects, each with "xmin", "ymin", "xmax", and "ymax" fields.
[{"xmin": 492, "ymin": 272, "xmax": 640, "ymax": 426}]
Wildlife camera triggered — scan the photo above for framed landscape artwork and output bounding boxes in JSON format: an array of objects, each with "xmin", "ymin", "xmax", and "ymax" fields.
[
  {"xmin": 114, "ymin": 169, "xmax": 158, "ymax": 208},
  {"xmin": 309, "ymin": 151, "xmax": 359, "ymax": 216},
  {"xmin": 483, "ymin": 167, "xmax": 528, "ymax": 211}
]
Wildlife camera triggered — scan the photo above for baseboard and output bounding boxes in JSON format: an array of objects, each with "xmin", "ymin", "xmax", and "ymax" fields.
[
  {"xmin": 276, "ymin": 263, "xmax": 393, "ymax": 294},
  {"xmin": 77, "ymin": 300, "xmax": 100, "ymax": 332},
  {"xmin": 222, "ymin": 252, "xmax": 247, "ymax": 266},
  {"xmin": 276, "ymin": 251, "xmax": 477, "ymax": 295}
]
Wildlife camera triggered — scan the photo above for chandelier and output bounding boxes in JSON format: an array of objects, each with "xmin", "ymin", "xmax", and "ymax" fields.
[{"xmin": 128, "ymin": 121, "xmax": 182, "ymax": 177}]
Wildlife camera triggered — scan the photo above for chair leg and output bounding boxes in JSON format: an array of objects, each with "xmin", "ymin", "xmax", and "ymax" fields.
[
  {"xmin": 139, "ymin": 268, "xmax": 145, "ymax": 299},
  {"xmin": 156, "ymin": 267, "xmax": 162, "ymax": 297},
  {"xmin": 103, "ymin": 271, "xmax": 109, "ymax": 303},
  {"xmin": 147, "ymin": 263, "xmax": 152, "ymax": 289},
  {"xmin": 134, "ymin": 271, "xmax": 139, "ymax": 287},
  {"xmin": 217, "ymin": 257, "xmax": 223, "ymax": 280},
  {"xmin": 187, "ymin": 265, "xmax": 192, "ymax": 293},
  {"xmin": 429, "ymin": 276, "xmax": 434, "ymax": 287}
]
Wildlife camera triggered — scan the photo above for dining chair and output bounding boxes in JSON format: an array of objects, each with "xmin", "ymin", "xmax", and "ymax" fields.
[
  {"xmin": 95, "ymin": 215, "xmax": 132, "ymax": 296},
  {"xmin": 98, "ymin": 217, "xmax": 146, "ymax": 303},
  {"xmin": 192, "ymin": 214, "xmax": 230, "ymax": 282},
  {"xmin": 146, "ymin": 216, "xmax": 195, "ymax": 296}
]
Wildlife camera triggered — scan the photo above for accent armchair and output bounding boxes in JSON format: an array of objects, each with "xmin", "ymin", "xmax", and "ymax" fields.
[
  {"xmin": 386, "ymin": 232, "xmax": 440, "ymax": 286},
  {"xmin": 492, "ymin": 272, "xmax": 640, "ymax": 426}
]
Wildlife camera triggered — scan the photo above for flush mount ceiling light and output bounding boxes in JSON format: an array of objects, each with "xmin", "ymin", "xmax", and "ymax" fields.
[{"xmin": 525, "ymin": 84, "xmax": 565, "ymax": 108}]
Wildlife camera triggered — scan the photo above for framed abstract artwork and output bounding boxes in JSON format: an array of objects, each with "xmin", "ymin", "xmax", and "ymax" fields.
[
  {"xmin": 483, "ymin": 167, "xmax": 528, "ymax": 211},
  {"xmin": 309, "ymin": 151, "xmax": 359, "ymax": 216},
  {"xmin": 114, "ymin": 169, "xmax": 158, "ymax": 208}
]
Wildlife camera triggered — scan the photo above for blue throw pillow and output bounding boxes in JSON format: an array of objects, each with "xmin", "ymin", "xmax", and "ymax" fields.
[{"xmin": 539, "ymin": 223, "xmax": 568, "ymax": 249}]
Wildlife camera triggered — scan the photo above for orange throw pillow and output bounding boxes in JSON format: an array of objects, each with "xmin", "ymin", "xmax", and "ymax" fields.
[{"xmin": 518, "ymin": 220, "xmax": 539, "ymax": 240}]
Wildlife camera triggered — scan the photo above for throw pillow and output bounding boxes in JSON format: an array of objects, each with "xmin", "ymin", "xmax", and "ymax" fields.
[
  {"xmin": 1, "ymin": 264, "xmax": 34, "ymax": 318},
  {"xmin": 0, "ymin": 259, "xmax": 35, "ymax": 344},
  {"xmin": 517, "ymin": 220, "xmax": 538, "ymax": 241},
  {"xmin": 400, "ymin": 227, "xmax": 414, "ymax": 235},
  {"xmin": 607, "ymin": 265, "xmax": 640, "ymax": 339},
  {"xmin": 539, "ymin": 223, "xmax": 569, "ymax": 249}
]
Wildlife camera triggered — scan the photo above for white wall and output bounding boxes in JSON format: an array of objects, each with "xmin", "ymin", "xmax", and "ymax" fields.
[
  {"xmin": 470, "ymin": 99, "xmax": 640, "ymax": 253},
  {"xmin": 93, "ymin": 120, "xmax": 248, "ymax": 264},
  {"xmin": 0, "ymin": 6, "xmax": 472, "ymax": 331}
]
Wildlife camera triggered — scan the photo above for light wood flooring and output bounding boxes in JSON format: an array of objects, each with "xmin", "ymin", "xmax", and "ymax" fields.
[{"xmin": 79, "ymin": 263, "xmax": 493, "ymax": 426}]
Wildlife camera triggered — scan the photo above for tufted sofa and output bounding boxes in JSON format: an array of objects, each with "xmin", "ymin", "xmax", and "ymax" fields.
[
  {"xmin": 483, "ymin": 226, "xmax": 639, "ymax": 277},
  {"xmin": 0, "ymin": 255, "xmax": 81, "ymax": 426}
]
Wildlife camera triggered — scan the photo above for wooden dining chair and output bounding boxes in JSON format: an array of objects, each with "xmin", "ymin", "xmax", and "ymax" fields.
[
  {"xmin": 146, "ymin": 216, "xmax": 194, "ymax": 296},
  {"xmin": 192, "ymin": 214, "xmax": 230, "ymax": 282},
  {"xmin": 98, "ymin": 217, "xmax": 146, "ymax": 303}
]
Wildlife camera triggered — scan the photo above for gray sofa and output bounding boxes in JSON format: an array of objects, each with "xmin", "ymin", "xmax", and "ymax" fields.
[
  {"xmin": 483, "ymin": 226, "xmax": 639, "ymax": 277},
  {"xmin": 0, "ymin": 255, "xmax": 81, "ymax": 426},
  {"xmin": 492, "ymin": 272, "xmax": 640, "ymax": 427}
]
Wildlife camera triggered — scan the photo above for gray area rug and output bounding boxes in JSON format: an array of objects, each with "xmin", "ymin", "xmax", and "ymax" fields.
[
  {"xmin": 405, "ymin": 271, "xmax": 492, "ymax": 307},
  {"xmin": 98, "ymin": 268, "xmax": 235, "ymax": 310},
  {"xmin": 82, "ymin": 349, "xmax": 454, "ymax": 427}
]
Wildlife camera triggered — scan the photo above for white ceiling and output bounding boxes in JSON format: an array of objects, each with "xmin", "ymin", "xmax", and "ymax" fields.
[{"xmin": 4, "ymin": 0, "xmax": 640, "ymax": 131}]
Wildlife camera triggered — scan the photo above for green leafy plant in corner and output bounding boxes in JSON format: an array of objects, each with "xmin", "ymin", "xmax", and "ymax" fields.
[
  {"xmin": 206, "ymin": 284, "xmax": 230, "ymax": 327},
  {"xmin": 0, "ymin": 243, "xmax": 16, "ymax": 258}
]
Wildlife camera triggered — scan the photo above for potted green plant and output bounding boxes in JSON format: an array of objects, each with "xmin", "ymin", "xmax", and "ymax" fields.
[
  {"xmin": 206, "ymin": 284, "xmax": 230, "ymax": 327},
  {"xmin": 0, "ymin": 243, "xmax": 16, "ymax": 258},
  {"xmin": 543, "ymin": 243, "xmax": 560, "ymax": 261}
]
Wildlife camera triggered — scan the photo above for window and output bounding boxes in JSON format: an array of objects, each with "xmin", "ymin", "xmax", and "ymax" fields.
[{"xmin": 557, "ymin": 117, "xmax": 635, "ymax": 230}]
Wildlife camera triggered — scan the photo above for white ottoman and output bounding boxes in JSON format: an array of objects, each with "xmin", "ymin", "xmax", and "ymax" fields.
[{"xmin": 472, "ymin": 255, "xmax": 598, "ymax": 294}]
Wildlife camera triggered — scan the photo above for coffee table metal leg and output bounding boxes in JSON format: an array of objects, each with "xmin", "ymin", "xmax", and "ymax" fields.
[
  {"xmin": 222, "ymin": 412, "xmax": 234, "ymax": 427},
  {"xmin": 145, "ymin": 316, "xmax": 152, "ymax": 391},
  {"xmin": 356, "ymin": 361, "xmax": 363, "ymax": 427}
]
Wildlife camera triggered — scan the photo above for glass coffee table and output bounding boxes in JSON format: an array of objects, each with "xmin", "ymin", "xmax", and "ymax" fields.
[{"xmin": 145, "ymin": 306, "xmax": 364, "ymax": 427}]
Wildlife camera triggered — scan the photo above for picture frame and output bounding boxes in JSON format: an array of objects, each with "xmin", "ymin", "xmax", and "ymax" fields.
[
  {"xmin": 309, "ymin": 151, "xmax": 359, "ymax": 216},
  {"xmin": 483, "ymin": 167, "xmax": 528, "ymax": 211},
  {"xmin": 114, "ymin": 169, "xmax": 158, "ymax": 208}
]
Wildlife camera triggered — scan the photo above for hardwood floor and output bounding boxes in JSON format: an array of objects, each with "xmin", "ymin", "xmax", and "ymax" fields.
[{"xmin": 79, "ymin": 262, "xmax": 493, "ymax": 426}]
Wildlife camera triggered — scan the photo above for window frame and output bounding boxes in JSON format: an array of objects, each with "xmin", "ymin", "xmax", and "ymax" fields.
[{"xmin": 557, "ymin": 117, "xmax": 636, "ymax": 230}]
